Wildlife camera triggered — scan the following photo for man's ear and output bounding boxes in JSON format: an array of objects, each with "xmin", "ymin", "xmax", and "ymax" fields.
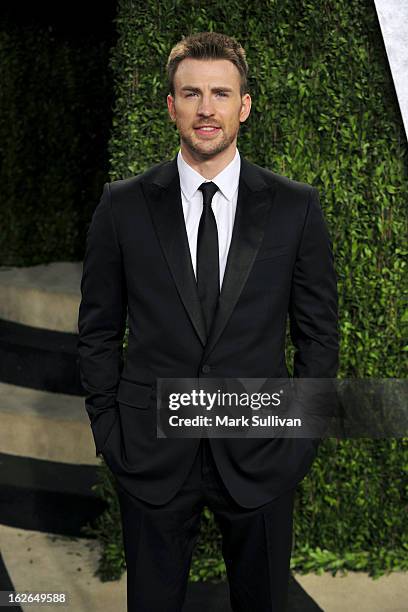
[
  {"xmin": 167, "ymin": 94, "xmax": 176, "ymax": 122},
  {"xmin": 239, "ymin": 93, "xmax": 252, "ymax": 123}
]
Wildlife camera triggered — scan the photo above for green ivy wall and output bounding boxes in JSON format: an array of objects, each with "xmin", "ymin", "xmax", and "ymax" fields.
[{"xmin": 83, "ymin": 0, "xmax": 408, "ymax": 581}]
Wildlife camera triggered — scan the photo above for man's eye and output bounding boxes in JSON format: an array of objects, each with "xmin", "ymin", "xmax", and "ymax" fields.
[{"xmin": 185, "ymin": 91, "xmax": 227, "ymax": 97}]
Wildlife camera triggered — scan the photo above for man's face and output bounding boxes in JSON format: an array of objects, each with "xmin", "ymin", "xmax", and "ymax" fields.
[{"xmin": 167, "ymin": 58, "xmax": 251, "ymax": 160}]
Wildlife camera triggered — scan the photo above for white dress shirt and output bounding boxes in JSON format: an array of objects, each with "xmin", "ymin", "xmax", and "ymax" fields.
[{"xmin": 177, "ymin": 148, "xmax": 241, "ymax": 291}]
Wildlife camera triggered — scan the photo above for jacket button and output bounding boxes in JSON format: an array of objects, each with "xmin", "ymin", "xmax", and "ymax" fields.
[{"xmin": 202, "ymin": 364, "xmax": 211, "ymax": 373}]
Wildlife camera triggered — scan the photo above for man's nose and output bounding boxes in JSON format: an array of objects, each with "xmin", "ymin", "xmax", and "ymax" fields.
[{"xmin": 197, "ymin": 95, "xmax": 215, "ymax": 116}]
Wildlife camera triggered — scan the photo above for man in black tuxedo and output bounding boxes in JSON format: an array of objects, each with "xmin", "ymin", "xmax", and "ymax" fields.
[{"xmin": 78, "ymin": 31, "xmax": 338, "ymax": 612}]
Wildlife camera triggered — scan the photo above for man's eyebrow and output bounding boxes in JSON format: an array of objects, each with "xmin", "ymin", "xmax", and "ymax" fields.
[{"xmin": 180, "ymin": 86, "xmax": 233, "ymax": 93}]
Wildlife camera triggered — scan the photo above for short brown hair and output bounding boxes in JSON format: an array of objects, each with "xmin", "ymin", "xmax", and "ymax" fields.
[{"xmin": 166, "ymin": 32, "xmax": 249, "ymax": 96}]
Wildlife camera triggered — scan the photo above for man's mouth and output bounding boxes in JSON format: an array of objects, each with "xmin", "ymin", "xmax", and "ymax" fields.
[{"xmin": 194, "ymin": 125, "xmax": 221, "ymax": 136}]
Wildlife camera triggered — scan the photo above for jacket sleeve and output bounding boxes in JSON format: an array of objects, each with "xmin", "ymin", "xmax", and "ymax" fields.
[
  {"xmin": 289, "ymin": 187, "xmax": 339, "ymax": 379},
  {"xmin": 77, "ymin": 182, "xmax": 128, "ymax": 455}
]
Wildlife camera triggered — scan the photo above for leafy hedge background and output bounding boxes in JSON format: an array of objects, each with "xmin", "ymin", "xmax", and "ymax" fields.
[{"xmin": 82, "ymin": 0, "xmax": 408, "ymax": 582}]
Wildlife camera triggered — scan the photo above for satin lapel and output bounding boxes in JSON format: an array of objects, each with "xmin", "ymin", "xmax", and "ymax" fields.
[
  {"xmin": 201, "ymin": 159, "xmax": 277, "ymax": 362},
  {"xmin": 141, "ymin": 158, "xmax": 207, "ymax": 346}
]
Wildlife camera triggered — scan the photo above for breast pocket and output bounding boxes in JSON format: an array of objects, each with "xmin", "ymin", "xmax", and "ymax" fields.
[{"xmin": 116, "ymin": 378, "xmax": 154, "ymax": 409}]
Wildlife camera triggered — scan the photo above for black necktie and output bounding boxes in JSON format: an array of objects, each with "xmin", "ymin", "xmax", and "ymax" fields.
[{"xmin": 197, "ymin": 181, "xmax": 220, "ymax": 336}]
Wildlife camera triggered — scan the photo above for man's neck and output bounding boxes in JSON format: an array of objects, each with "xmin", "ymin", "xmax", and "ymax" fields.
[{"xmin": 179, "ymin": 143, "xmax": 237, "ymax": 179}]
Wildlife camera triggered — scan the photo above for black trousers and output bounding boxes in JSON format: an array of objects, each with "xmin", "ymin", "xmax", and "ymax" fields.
[{"xmin": 115, "ymin": 438, "xmax": 296, "ymax": 612}]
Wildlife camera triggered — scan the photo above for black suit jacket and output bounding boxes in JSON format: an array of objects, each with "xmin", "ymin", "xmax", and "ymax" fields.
[{"xmin": 77, "ymin": 155, "xmax": 339, "ymax": 507}]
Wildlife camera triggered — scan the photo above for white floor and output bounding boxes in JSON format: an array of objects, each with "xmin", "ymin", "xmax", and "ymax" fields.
[
  {"xmin": 296, "ymin": 569, "xmax": 408, "ymax": 612},
  {"xmin": 1, "ymin": 524, "xmax": 126, "ymax": 611}
]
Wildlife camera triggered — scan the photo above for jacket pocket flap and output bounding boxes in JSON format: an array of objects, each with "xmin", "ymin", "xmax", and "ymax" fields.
[{"xmin": 116, "ymin": 378, "xmax": 153, "ymax": 409}]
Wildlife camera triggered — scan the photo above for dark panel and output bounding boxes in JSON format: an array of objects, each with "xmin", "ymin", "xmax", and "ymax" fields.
[
  {"xmin": 0, "ymin": 319, "xmax": 84, "ymax": 395},
  {"xmin": 0, "ymin": 452, "xmax": 105, "ymax": 536}
]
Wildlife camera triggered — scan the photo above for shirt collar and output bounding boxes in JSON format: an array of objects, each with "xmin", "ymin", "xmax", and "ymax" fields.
[{"xmin": 177, "ymin": 148, "xmax": 241, "ymax": 202}]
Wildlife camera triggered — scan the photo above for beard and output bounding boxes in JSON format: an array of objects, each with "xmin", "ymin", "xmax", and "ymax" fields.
[{"xmin": 177, "ymin": 121, "xmax": 239, "ymax": 161}]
